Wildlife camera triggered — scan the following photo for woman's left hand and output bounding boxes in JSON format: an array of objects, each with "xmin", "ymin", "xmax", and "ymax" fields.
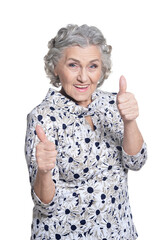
[{"xmin": 116, "ymin": 76, "xmax": 139, "ymax": 123}]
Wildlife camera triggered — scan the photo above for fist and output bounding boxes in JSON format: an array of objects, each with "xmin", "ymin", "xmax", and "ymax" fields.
[
  {"xmin": 36, "ymin": 125, "xmax": 57, "ymax": 173},
  {"xmin": 117, "ymin": 76, "xmax": 139, "ymax": 123}
]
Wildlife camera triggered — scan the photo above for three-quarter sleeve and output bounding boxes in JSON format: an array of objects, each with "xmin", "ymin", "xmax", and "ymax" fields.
[
  {"xmin": 110, "ymin": 96, "xmax": 148, "ymax": 172},
  {"xmin": 25, "ymin": 108, "xmax": 61, "ymax": 216},
  {"xmin": 31, "ymin": 166, "xmax": 61, "ymax": 216},
  {"xmin": 122, "ymin": 141, "xmax": 147, "ymax": 171}
]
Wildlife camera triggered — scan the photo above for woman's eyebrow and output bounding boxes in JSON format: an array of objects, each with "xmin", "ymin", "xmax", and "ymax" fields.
[{"xmin": 67, "ymin": 58, "xmax": 100, "ymax": 63}]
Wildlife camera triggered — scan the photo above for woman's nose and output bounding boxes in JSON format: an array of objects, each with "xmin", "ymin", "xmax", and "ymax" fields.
[{"xmin": 77, "ymin": 68, "xmax": 89, "ymax": 82}]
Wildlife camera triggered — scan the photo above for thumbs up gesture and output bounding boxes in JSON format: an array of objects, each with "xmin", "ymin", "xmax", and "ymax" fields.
[
  {"xmin": 117, "ymin": 76, "xmax": 139, "ymax": 123},
  {"xmin": 35, "ymin": 125, "xmax": 57, "ymax": 173}
]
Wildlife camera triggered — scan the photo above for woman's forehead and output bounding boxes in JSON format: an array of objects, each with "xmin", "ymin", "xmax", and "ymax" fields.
[{"xmin": 63, "ymin": 45, "xmax": 101, "ymax": 62}]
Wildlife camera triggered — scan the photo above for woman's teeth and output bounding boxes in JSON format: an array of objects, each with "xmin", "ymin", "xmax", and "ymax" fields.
[{"xmin": 75, "ymin": 85, "xmax": 88, "ymax": 88}]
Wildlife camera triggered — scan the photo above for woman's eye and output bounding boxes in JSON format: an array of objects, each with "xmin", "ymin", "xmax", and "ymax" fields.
[
  {"xmin": 69, "ymin": 63, "xmax": 77, "ymax": 68},
  {"xmin": 90, "ymin": 64, "xmax": 98, "ymax": 69}
]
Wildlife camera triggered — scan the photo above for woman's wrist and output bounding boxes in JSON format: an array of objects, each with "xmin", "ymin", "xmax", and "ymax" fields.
[
  {"xmin": 36, "ymin": 168, "xmax": 53, "ymax": 185},
  {"xmin": 123, "ymin": 119, "xmax": 137, "ymax": 128},
  {"xmin": 123, "ymin": 120, "xmax": 143, "ymax": 155},
  {"xmin": 34, "ymin": 169, "xmax": 55, "ymax": 204}
]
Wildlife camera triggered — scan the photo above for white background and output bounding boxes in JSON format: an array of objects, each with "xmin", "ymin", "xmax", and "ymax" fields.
[{"xmin": 0, "ymin": 0, "xmax": 159, "ymax": 239}]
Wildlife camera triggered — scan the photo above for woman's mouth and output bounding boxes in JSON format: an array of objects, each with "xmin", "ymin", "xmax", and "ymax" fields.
[{"xmin": 74, "ymin": 85, "xmax": 89, "ymax": 92}]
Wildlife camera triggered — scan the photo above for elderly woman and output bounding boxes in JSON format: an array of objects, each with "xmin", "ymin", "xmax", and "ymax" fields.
[{"xmin": 25, "ymin": 24, "xmax": 147, "ymax": 240}]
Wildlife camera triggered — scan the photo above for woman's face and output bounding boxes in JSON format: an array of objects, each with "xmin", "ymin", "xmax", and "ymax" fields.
[{"xmin": 54, "ymin": 45, "xmax": 102, "ymax": 107}]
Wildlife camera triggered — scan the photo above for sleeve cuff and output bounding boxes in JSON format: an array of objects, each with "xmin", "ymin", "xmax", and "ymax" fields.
[
  {"xmin": 122, "ymin": 141, "xmax": 147, "ymax": 171},
  {"xmin": 31, "ymin": 187, "xmax": 58, "ymax": 216}
]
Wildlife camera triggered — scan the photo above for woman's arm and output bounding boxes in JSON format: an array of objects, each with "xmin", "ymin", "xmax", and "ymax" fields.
[
  {"xmin": 117, "ymin": 76, "xmax": 144, "ymax": 155},
  {"xmin": 34, "ymin": 170, "xmax": 55, "ymax": 204},
  {"xmin": 122, "ymin": 120, "xmax": 143, "ymax": 155},
  {"xmin": 34, "ymin": 125, "xmax": 57, "ymax": 204}
]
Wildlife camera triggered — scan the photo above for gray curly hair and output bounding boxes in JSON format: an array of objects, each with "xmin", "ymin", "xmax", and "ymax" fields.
[{"xmin": 44, "ymin": 24, "xmax": 112, "ymax": 88}]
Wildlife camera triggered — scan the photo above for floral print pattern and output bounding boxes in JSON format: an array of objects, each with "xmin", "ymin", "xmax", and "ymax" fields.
[{"xmin": 25, "ymin": 88, "xmax": 147, "ymax": 240}]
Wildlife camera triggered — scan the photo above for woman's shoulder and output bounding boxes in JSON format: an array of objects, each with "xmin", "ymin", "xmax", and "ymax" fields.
[
  {"xmin": 95, "ymin": 88, "xmax": 117, "ymax": 97},
  {"xmin": 94, "ymin": 88, "xmax": 118, "ymax": 108},
  {"xmin": 94, "ymin": 89, "xmax": 123, "ymax": 131},
  {"xmin": 27, "ymin": 88, "xmax": 59, "ymax": 124}
]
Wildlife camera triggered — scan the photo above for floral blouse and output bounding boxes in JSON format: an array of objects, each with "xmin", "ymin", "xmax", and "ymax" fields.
[{"xmin": 25, "ymin": 88, "xmax": 147, "ymax": 240}]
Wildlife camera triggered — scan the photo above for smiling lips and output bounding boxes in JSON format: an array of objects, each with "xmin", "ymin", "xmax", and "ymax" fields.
[{"xmin": 74, "ymin": 84, "xmax": 89, "ymax": 92}]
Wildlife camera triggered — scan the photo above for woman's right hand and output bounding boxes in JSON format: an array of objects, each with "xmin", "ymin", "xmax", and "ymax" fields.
[{"xmin": 35, "ymin": 125, "xmax": 57, "ymax": 173}]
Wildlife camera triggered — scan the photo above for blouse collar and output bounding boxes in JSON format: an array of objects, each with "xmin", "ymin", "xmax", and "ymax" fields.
[{"xmin": 45, "ymin": 88, "xmax": 102, "ymax": 116}]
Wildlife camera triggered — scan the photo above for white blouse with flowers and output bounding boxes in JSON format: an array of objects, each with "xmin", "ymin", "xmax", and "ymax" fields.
[{"xmin": 25, "ymin": 88, "xmax": 147, "ymax": 240}]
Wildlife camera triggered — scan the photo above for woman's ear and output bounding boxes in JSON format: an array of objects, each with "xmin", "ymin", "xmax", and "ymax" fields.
[
  {"xmin": 53, "ymin": 64, "xmax": 59, "ymax": 76},
  {"xmin": 53, "ymin": 68, "xmax": 57, "ymax": 77}
]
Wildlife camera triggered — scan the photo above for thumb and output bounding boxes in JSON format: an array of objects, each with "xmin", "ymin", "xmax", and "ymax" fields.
[
  {"xmin": 119, "ymin": 75, "xmax": 127, "ymax": 94},
  {"xmin": 36, "ymin": 125, "xmax": 48, "ymax": 143}
]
